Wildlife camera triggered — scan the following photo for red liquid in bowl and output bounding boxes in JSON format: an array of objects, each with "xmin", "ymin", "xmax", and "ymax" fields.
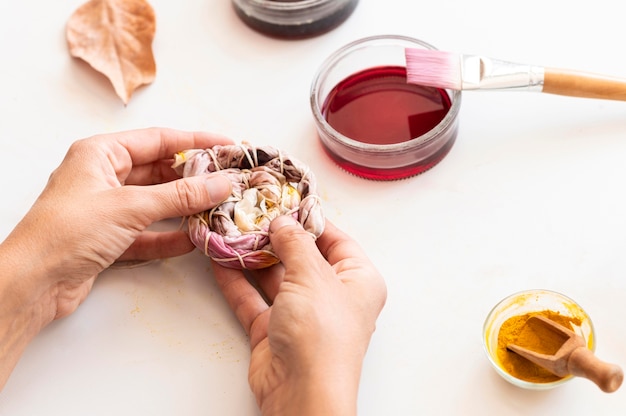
[{"xmin": 320, "ymin": 66, "xmax": 455, "ymax": 180}]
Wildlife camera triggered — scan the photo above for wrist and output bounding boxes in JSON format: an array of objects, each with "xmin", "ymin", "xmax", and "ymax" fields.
[
  {"xmin": 0, "ymin": 236, "xmax": 58, "ymax": 389},
  {"xmin": 260, "ymin": 363, "xmax": 362, "ymax": 416}
]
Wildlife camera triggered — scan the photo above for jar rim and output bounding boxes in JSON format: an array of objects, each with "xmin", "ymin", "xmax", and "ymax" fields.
[{"xmin": 234, "ymin": 0, "xmax": 349, "ymax": 12}]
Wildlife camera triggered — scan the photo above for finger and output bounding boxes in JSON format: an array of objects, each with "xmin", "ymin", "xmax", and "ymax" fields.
[
  {"xmin": 212, "ymin": 262, "xmax": 270, "ymax": 338},
  {"xmin": 117, "ymin": 230, "xmax": 195, "ymax": 261},
  {"xmin": 317, "ymin": 220, "xmax": 388, "ymax": 310},
  {"xmin": 92, "ymin": 128, "xmax": 233, "ymax": 185},
  {"xmin": 268, "ymin": 215, "xmax": 332, "ymax": 285},
  {"xmin": 121, "ymin": 173, "xmax": 232, "ymax": 221},
  {"xmin": 105, "ymin": 128, "xmax": 233, "ymax": 166},
  {"xmin": 123, "ymin": 160, "xmax": 182, "ymax": 186},
  {"xmin": 315, "ymin": 220, "xmax": 370, "ymax": 268},
  {"xmin": 247, "ymin": 263, "xmax": 285, "ymax": 303}
]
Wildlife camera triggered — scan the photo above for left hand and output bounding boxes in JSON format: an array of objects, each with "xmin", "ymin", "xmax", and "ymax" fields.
[{"xmin": 1, "ymin": 127, "xmax": 233, "ymax": 321}]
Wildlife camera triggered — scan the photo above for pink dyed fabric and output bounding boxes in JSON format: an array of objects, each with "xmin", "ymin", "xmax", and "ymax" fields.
[{"xmin": 172, "ymin": 144, "xmax": 325, "ymax": 269}]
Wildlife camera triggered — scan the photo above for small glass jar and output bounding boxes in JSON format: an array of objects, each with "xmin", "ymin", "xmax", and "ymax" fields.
[
  {"xmin": 483, "ymin": 289, "xmax": 595, "ymax": 390},
  {"xmin": 310, "ymin": 35, "xmax": 462, "ymax": 181},
  {"xmin": 232, "ymin": 0, "xmax": 359, "ymax": 39}
]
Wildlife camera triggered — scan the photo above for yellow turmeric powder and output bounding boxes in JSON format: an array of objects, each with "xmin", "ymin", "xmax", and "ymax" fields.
[{"xmin": 497, "ymin": 310, "xmax": 583, "ymax": 383}]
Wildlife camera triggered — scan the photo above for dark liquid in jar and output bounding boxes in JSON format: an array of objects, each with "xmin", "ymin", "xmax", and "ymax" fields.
[
  {"xmin": 321, "ymin": 65, "xmax": 454, "ymax": 180},
  {"xmin": 232, "ymin": 0, "xmax": 358, "ymax": 39}
]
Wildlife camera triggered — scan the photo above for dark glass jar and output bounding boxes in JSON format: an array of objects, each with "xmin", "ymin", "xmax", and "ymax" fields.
[{"xmin": 232, "ymin": 0, "xmax": 359, "ymax": 39}]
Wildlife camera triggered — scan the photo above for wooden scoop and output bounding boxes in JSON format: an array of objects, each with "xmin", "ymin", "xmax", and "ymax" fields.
[{"xmin": 507, "ymin": 315, "xmax": 623, "ymax": 393}]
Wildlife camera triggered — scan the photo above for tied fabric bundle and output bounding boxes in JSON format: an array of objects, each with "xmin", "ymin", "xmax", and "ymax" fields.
[{"xmin": 172, "ymin": 143, "xmax": 325, "ymax": 269}]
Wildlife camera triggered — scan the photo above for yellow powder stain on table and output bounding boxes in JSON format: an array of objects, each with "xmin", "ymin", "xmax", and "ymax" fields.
[{"xmin": 130, "ymin": 305, "xmax": 141, "ymax": 315}]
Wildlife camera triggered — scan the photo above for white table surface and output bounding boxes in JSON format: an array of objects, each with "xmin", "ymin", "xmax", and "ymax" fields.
[{"xmin": 1, "ymin": 0, "xmax": 626, "ymax": 414}]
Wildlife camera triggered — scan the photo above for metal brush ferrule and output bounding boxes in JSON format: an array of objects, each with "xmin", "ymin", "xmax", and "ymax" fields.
[{"xmin": 460, "ymin": 55, "xmax": 545, "ymax": 91}]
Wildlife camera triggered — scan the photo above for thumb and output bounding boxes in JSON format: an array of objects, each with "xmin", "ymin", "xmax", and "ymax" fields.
[
  {"xmin": 269, "ymin": 215, "xmax": 328, "ymax": 283},
  {"xmin": 134, "ymin": 173, "xmax": 232, "ymax": 221}
]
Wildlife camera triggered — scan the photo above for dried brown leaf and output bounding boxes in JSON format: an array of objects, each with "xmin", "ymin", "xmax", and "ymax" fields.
[{"xmin": 66, "ymin": 0, "xmax": 156, "ymax": 104}]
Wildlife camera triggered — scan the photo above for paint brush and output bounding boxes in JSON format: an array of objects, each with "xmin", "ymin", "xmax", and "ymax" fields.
[{"xmin": 404, "ymin": 48, "xmax": 626, "ymax": 101}]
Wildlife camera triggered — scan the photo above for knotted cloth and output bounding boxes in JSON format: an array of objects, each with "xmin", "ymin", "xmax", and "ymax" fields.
[{"xmin": 172, "ymin": 144, "xmax": 325, "ymax": 269}]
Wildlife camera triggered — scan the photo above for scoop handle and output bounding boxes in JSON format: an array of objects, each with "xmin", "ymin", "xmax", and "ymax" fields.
[{"xmin": 568, "ymin": 347, "xmax": 624, "ymax": 393}]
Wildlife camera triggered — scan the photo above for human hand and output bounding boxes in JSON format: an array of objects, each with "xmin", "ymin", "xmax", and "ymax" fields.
[
  {"xmin": 213, "ymin": 216, "xmax": 387, "ymax": 416},
  {"xmin": 0, "ymin": 128, "xmax": 232, "ymax": 388}
]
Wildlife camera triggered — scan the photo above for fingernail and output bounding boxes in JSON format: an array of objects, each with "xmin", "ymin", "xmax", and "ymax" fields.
[
  {"xmin": 269, "ymin": 215, "xmax": 299, "ymax": 233},
  {"xmin": 205, "ymin": 175, "xmax": 232, "ymax": 202}
]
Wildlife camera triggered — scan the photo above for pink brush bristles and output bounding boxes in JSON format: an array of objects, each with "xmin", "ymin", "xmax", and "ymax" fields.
[{"xmin": 404, "ymin": 48, "xmax": 462, "ymax": 90}]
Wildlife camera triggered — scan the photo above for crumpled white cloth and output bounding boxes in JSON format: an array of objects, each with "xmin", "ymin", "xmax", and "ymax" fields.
[{"xmin": 172, "ymin": 143, "xmax": 325, "ymax": 269}]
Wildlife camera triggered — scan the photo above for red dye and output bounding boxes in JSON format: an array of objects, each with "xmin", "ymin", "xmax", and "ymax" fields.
[
  {"xmin": 321, "ymin": 66, "xmax": 456, "ymax": 180},
  {"xmin": 322, "ymin": 66, "xmax": 451, "ymax": 145}
]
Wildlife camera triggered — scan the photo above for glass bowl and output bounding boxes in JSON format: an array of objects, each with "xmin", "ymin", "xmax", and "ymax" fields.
[
  {"xmin": 310, "ymin": 35, "xmax": 462, "ymax": 181},
  {"xmin": 483, "ymin": 289, "xmax": 595, "ymax": 390}
]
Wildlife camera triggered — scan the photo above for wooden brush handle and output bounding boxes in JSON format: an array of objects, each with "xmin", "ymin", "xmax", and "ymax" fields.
[
  {"xmin": 568, "ymin": 347, "xmax": 624, "ymax": 393},
  {"xmin": 543, "ymin": 68, "xmax": 626, "ymax": 101}
]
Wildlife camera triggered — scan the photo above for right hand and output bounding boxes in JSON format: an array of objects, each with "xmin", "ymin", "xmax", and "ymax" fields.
[{"xmin": 212, "ymin": 215, "xmax": 387, "ymax": 415}]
